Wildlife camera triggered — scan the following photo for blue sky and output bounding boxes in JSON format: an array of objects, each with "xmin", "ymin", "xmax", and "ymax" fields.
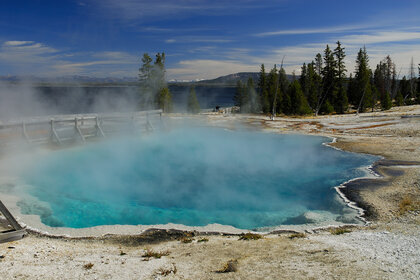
[{"xmin": 0, "ymin": 0, "xmax": 419, "ymax": 80}]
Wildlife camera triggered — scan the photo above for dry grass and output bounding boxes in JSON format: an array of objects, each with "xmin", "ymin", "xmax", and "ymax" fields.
[
  {"xmin": 83, "ymin": 263, "xmax": 94, "ymax": 270},
  {"xmin": 141, "ymin": 249, "xmax": 170, "ymax": 260},
  {"xmin": 216, "ymin": 259, "xmax": 238, "ymax": 273},
  {"xmin": 329, "ymin": 228, "xmax": 351, "ymax": 235},
  {"xmin": 157, "ymin": 264, "xmax": 177, "ymax": 276},
  {"xmin": 180, "ymin": 237, "xmax": 193, "ymax": 243},
  {"xmin": 197, "ymin": 238, "xmax": 209, "ymax": 243},
  {"xmin": 398, "ymin": 196, "xmax": 420, "ymax": 214},
  {"xmin": 238, "ymin": 233, "xmax": 263, "ymax": 241},
  {"xmin": 288, "ymin": 233, "xmax": 307, "ymax": 239}
]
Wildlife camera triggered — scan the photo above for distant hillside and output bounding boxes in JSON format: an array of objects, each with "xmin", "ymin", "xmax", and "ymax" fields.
[
  {"xmin": 193, "ymin": 72, "xmax": 295, "ymax": 86},
  {"xmin": 197, "ymin": 72, "xmax": 260, "ymax": 85}
]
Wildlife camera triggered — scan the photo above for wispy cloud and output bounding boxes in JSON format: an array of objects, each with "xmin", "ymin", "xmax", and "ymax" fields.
[
  {"xmin": 0, "ymin": 40, "xmax": 138, "ymax": 77},
  {"xmin": 339, "ymin": 31, "xmax": 420, "ymax": 45},
  {"xmin": 0, "ymin": 41, "xmax": 61, "ymax": 75},
  {"xmin": 164, "ymin": 36, "xmax": 232, "ymax": 44},
  {"xmin": 255, "ymin": 25, "xmax": 372, "ymax": 37},
  {"xmin": 90, "ymin": 0, "xmax": 280, "ymax": 21},
  {"xmin": 53, "ymin": 51, "xmax": 138, "ymax": 76}
]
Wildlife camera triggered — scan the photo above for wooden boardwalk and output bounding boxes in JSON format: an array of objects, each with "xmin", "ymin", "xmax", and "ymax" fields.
[{"xmin": 0, "ymin": 109, "xmax": 163, "ymax": 146}]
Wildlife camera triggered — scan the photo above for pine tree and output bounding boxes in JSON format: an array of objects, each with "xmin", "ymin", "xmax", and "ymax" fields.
[
  {"xmin": 335, "ymin": 86, "xmax": 348, "ymax": 114},
  {"xmin": 384, "ymin": 55, "xmax": 394, "ymax": 94},
  {"xmin": 258, "ymin": 64, "xmax": 270, "ymax": 113},
  {"xmin": 154, "ymin": 53, "xmax": 172, "ymax": 111},
  {"xmin": 315, "ymin": 53, "xmax": 322, "ymax": 76},
  {"xmin": 153, "ymin": 52, "xmax": 166, "ymax": 88},
  {"xmin": 333, "ymin": 41, "xmax": 348, "ymax": 113},
  {"xmin": 374, "ymin": 58, "xmax": 397, "ymax": 109},
  {"xmin": 282, "ymin": 90, "xmax": 292, "ymax": 115},
  {"xmin": 395, "ymin": 90, "xmax": 404, "ymax": 106},
  {"xmin": 306, "ymin": 62, "xmax": 318, "ymax": 111},
  {"xmin": 138, "ymin": 52, "xmax": 172, "ymax": 111},
  {"xmin": 355, "ymin": 47, "xmax": 371, "ymax": 113},
  {"xmin": 364, "ymin": 82, "xmax": 374, "ymax": 110},
  {"xmin": 139, "ymin": 53, "xmax": 153, "ymax": 87},
  {"xmin": 374, "ymin": 62, "xmax": 385, "ymax": 107},
  {"xmin": 138, "ymin": 53, "xmax": 154, "ymax": 108},
  {"xmin": 400, "ymin": 76, "xmax": 410, "ymax": 104},
  {"xmin": 289, "ymin": 80, "xmax": 312, "ymax": 115},
  {"xmin": 320, "ymin": 45, "xmax": 337, "ymax": 114},
  {"xmin": 371, "ymin": 85, "xmax": 380, "ymax": 112},
  {"xmin": 299, "ymin": 63, "xmax": 308, "ymax": 97},
  {"xmin": 157, "ymin": 87, "xmax": 172, "ymax": 112},
  {"xmin": 187, "ymin": 86, "xmax": 200, "ymax": 114},
  {"xmin": 347, "ymin": 73, "xmax": 357, "ymax": 106},
  {"xmin": 278, "ymin": 67, "xmax": 290, "ymax": 114},
  {"xmin": 381, "ymin": 90, "xmax": 392, "ymax": 110}
]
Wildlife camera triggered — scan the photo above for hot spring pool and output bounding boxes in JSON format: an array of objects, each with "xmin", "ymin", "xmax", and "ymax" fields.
[{"xmin": 15, "ymin": 127, "xmax": 378, "ymax": 230}]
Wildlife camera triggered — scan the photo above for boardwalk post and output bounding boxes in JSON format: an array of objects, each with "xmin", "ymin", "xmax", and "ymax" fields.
[
  {"xmin": 75, "ymin": 117, "xmax": 86, "ymax": 143},
  {"xmin": 0, "ymin": 200, "xmax": 26, "ymax": 243},
  {"xmin": 22, "ymin": 122, "xmax": 30, "ymax": 142},
  {"xmin": 95, "ymin": 116, "xmax": 105, "ymax": 137},
  {"xmin": 50, "ymin": 119, "xmax": 62, "ymax": 145}
]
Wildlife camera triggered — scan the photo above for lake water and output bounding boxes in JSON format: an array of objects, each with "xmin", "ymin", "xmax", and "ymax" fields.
[
  {"xmin": 16, "ymin": 127, "xmax": 378, "ymax": 230},
  {"xmin": 0, "ymin": 85, "xmax": 236, "ymax": 119}
]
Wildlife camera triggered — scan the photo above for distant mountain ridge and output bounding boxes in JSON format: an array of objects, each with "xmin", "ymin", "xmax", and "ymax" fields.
[
  {"xmin": 0, "ymin": 72, "xmax": 294, "ymax": 85},
  {"xmin": 197, "ymin": 72, "xmax": 261, "ymax": 85},
  {"xmin": 196, "ymin": 72, "xmax": 295, "ymax": 85}
]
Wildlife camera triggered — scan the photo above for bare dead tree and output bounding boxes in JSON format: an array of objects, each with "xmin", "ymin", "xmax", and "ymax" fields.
[
  {"xmin": 356, "ymin": 87, "xmax": 366, "ymax": 115},
  {"xmin": 407, "ymin": 57, "xmax": 417, "ymax": 102}
]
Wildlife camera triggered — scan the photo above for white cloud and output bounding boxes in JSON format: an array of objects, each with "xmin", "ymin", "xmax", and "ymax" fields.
[
  {"xmin": 3, "ymin": 41, "xmax": 34, "ymax": 46},
  {"xmin": 165, "ymin": 39, "xmax": 176, "ymax": 43}
]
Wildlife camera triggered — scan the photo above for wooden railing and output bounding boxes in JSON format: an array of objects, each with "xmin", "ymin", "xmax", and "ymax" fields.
[{"xmin": 0, "ymin": 109, "xmax": 163, "ymax": 146}]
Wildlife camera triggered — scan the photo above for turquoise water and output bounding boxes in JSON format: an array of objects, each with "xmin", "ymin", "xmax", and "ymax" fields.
[{"xmin": 18, "ymin": 127, "xmax": 378, "ymax": 230}]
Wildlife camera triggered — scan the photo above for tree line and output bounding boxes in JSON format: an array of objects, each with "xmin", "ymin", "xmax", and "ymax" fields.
[{"xmin": 235, "ymin": 41, "xmax": 420, "ymax": 115}]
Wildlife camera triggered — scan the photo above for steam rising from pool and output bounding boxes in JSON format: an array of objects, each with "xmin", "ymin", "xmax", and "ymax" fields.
[{"xmin": 17, "ymin": 127, "xmax": 377, "ymax": 230}]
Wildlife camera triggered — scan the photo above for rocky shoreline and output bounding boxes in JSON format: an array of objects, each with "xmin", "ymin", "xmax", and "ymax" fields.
[{"xmin": 339, "ymin": 159, "xmax": 420, "ymax": 221}]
